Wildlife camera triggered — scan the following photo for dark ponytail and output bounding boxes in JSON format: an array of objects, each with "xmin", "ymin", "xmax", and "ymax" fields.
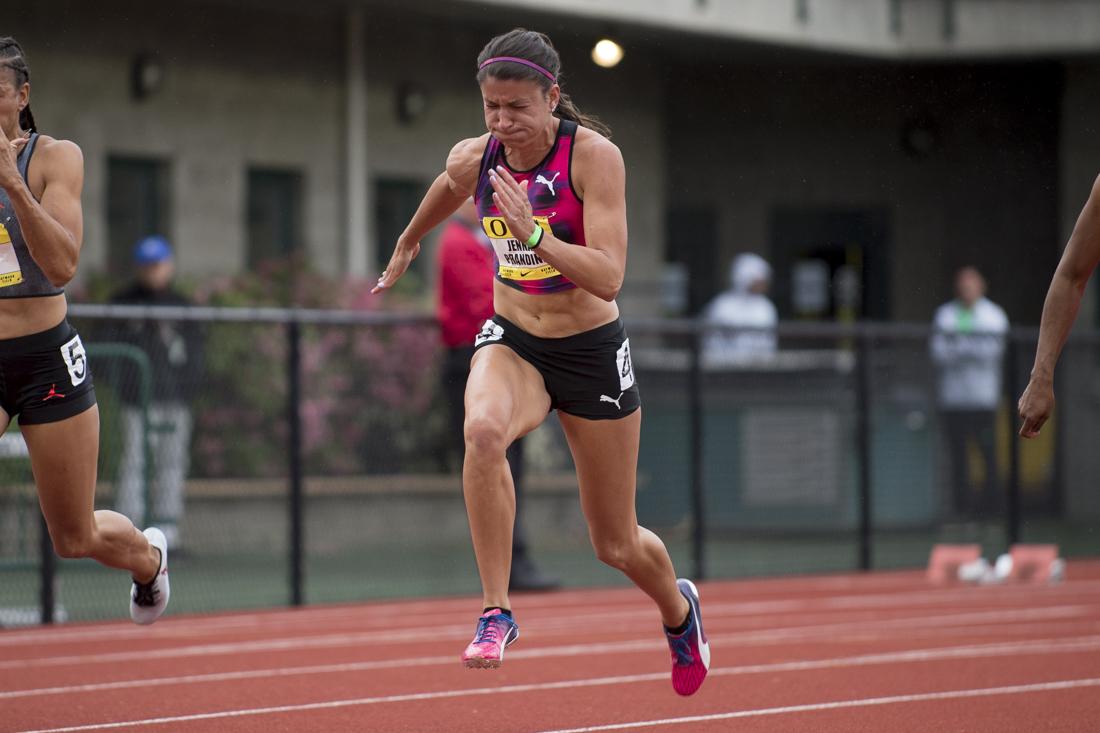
[
  {"xmin": 0, "ymin": 37, "xmax": 35, "ymax": 133},
  {"xmin": 476, "ymin": 29, "xmax": 611, "ymax": 138}
]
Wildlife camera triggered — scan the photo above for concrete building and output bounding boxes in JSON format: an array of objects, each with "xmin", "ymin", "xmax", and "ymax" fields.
[{"xmin": 8, "ymin": 0, "xmax": 1100, "ymax": 322}]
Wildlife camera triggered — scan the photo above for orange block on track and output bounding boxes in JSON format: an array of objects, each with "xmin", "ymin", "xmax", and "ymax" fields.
[
  {"xmin": 1008, "ymin": 544, "xmax": 1060, "ymax": 583},
  {"xmin": 927, "ymin": 544, "xmax": 982, "ymax": 584}
]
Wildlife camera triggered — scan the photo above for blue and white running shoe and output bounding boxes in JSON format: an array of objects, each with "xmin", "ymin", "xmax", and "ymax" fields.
[{"xmin": 666, "ymin": 578, "xmax": 710, "ymax": 695}]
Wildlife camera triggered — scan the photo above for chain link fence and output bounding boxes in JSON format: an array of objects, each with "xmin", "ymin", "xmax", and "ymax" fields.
[{"xmin": 1, "ymin": 306, "xmax": 1095, "ymax": 625}]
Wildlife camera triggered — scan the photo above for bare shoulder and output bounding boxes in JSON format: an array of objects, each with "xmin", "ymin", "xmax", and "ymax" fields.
[
  {"xmin": 34, "ymin": 135, "xmax": 84, "ymax": 168},
  {"xmin": 446, "ymin": 134, "xmax": 491, "ymax": 195},
  {"xmin": 572, "ymin": 126, "xmax": 624, "ymax": 198},
  {"xmin": 24, "ymin": 135, "xmax": 82, "ymax": 199},
  {"xmin": 574, "ymin": 126, "xmax": 622, "ymax": 165},
  {"xmin": 30, "ymin": 135, "xmax": 83, "ymax": 182}
]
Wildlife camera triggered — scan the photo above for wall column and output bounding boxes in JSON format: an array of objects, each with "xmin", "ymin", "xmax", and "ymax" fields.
[{"xmin": 345, "ymin": 2, "xmax": 370, "ymax": 277}]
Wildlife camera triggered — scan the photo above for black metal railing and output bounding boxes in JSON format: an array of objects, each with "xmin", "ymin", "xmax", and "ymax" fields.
[{"xmin": 1, "ymin": 305, "xmax": 1093, "ymax": 625}]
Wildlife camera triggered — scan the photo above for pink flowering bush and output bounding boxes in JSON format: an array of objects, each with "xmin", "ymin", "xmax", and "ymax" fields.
[{"xmin": 190, "ymin": 259, "xmax": 444, "ymax": 478}]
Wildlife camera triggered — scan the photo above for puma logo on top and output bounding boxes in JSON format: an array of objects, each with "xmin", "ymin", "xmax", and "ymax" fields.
[
  {"xmin": 600, "ymin": 392, "xmax": 625, "ymax": 410},
  {"xmin": 536, "ymin": 171, "xmax": 561, "ymax": 196}
]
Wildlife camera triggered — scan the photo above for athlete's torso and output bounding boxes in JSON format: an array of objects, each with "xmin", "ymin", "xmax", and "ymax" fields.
[
  {"xmin": 475, "ymin": 119, "xmax": 586, "ymax": 295},
  {"xmin": 0, "ymin": 133, "xmax": 62, "ymax": 300},
  {"xmin": 473, "ymin": 120, "xmax": 619, "ymax": 337},
  {"xmin": 0, "ymin": 132, "xmax": 69, "ymax": 339}
]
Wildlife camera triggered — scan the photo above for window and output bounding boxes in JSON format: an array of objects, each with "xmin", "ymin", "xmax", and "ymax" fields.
[
  {"xmin": 247, "ymin": 168, "xmax": 304, "ymax": 268},
  {"xmin": 107, "ymin": 156, "xmax": 171, "ymax": 273},
  {"xmin": 664, "ymin": 205, "xmax": 719, "ymax": 315},
  {"xmin": 770, "ymin": 207, "xmax": 892, "ymax": 321},
  {"xmin": 374, "ymin": 177, "xmax": 427, "ymax": 279}
]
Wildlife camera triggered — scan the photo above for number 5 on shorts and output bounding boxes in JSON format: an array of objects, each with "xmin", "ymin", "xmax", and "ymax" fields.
[
  {"xmin": 616, "ymin": 339, "xmax": 634, "ymax": 391},
  {"xmin": 60, "ymin": 334, "xmax": 88, "ymax": 386}
]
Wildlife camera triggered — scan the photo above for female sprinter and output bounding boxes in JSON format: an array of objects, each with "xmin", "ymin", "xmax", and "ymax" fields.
[
  {"xmin": 373, "ymin": 29, "xmax": 709, "ymax": 695},
  {"xmin": 1019, "ymin": 173, "xmax": 1100, "ymax": 438},
  {"xmin": 0, "ymin": 38, "xmax": 169, "ymax": 624}
]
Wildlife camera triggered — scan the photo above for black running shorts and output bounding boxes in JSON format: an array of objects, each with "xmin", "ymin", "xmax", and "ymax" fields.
[
  {"xmin": 472, "ymin": 315, "xmax": 640, "ymax": 420},
  {"xmin": 0, "ymin": 320, "xmax": 97, "ymax": 425}
]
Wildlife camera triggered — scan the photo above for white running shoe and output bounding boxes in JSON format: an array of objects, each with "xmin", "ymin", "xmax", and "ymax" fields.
[{"xmin": 130, "ymin": 527, "xmax": 170, "ymax": 625}]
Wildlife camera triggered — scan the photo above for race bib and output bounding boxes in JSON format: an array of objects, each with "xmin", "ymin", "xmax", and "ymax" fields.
[
  {"xmin": 482, "ymin": 216, "xmax": 561, "ymax": 282},
  {"xmin": 0, "ymin": 223, "xmax": 23, "ymax": 288},
  {"xmin": 616, "ymin": 338, "xmax": 635, "ymax": 391},
  {"xmin": 60, "ymin": 334, "xmax": 88, "ymax": 386},
  {"xmin": 475, "ymin": 319, "xmax": 504, "ymax": 347}
]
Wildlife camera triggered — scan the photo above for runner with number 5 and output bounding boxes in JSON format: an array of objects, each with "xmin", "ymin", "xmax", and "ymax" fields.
[
  {"xmin": 0, "ymin": 38, "xmax": 169, "ymax": 624},
  {"xmin": 374, "ymin": 28, "xmax": 709, "ymax": 695}
]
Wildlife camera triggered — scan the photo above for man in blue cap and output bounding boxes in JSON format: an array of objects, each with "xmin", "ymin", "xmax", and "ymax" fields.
[{"xmin": 107, "ymin": 236, "xmax": 203, "ymax": 552}]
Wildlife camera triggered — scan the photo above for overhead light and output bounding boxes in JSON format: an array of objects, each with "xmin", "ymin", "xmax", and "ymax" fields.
[{"xmin": 591, "ymin": 38, "xmax": 623, "ymax": 68}]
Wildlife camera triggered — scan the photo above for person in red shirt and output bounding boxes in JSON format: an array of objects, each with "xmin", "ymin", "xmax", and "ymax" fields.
[
  {"xmin": 437, "ymin": 199, "xmax": 559, "ymax": 592},
  {"xmin": 438, "ymin": 199, "xmax": 495, "ymax": 353}
]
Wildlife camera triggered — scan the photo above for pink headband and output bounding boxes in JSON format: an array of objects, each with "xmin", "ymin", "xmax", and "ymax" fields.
[{"xmin": 478, "ymin": 56, "xmax": 556, "ymax": 83}]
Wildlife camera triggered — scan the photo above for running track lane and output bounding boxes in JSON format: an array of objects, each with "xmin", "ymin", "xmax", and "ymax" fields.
[{"xmin": 2, "ymin": 562, "xmax": 1099, "ymax": 732}]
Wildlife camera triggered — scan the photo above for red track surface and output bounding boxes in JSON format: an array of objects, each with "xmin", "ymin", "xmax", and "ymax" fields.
[{"xmin": 3, "ymin": 562, "xmax": 1100, "ymax": 732}]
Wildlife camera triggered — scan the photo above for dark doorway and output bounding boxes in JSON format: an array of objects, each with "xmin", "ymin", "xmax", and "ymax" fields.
[
  {"xmin": 770, "ymin": 207, "xmax": 892, "ymax": 321},
  {"xmin": 374, "ymin": 177, "xmax": 428, "ymax": 280},
  {"xmin": 247, "ymin": 167, "xmax": 304, "ymax": 269},
  {"xmin": 107, "ymin": 156, "xmax": 171, "ymax": 273},
  {"xmin": 665, "ymin": 205, "xmax": 720, "ymax": 315}
]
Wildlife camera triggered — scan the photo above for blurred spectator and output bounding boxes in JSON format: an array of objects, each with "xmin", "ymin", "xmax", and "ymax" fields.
[
  {"xmin": 108, "ymin": 236, "xmax": 203, "ymax": 552},
  {"xmin": 930, "ymin": 266, "xmax": 1009, "ymax": 520},
  {"xmin": 703, "ymin": 253, "xmax": 778, "ymax": 363},
  {"xmin": 437, "ymin": 200, "xmax": 559, "ymax": 592}
]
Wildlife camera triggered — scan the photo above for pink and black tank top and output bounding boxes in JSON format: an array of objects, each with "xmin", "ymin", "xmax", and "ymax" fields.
[{"xmin": 474, "ymin": 119, "xmax": 585, "ymax": 295}]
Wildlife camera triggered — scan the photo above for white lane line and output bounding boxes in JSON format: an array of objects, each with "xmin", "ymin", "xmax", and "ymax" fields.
[
  {"xmin": 14, "ymin": 668, "xmax": 1100, "ymax": 733},
  {"xmin": 817, "ymin": 579, "xmax": 1100, "ymax": 610},
  {"xmin": 11, "ymin": 671, "xmax": 667, "ymax": 733},
  {"xmin": 5, "ymin": 576, "xmax": 1099, "ymax": 648},
  {"xmin": 846, "ymin": 619, "xmax": 1100, "ymax": 642},
  {"xmin": 710, "ymin": 605, "xmax": 1092, "ymax": 644},
  {"xmin": 0, "ymin": 603, "xmax": 1090, "ymax": 671},
  {"xmin": 0, "ymin": 623, "xmax": 474, "ymax": 670},
  {"xmin": 534, "ymin": 677, "xmax": 1100, "ymax": 733},
  {"xmin": 3, "ymin": 633, "xmax": 1099, "ymax": 702}
]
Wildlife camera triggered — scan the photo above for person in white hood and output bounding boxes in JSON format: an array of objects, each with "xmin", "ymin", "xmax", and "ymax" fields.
[
  {"xmin": 703, "ymin": 253, "xmax": 778, "ymax": 363},
  {"xmin": 931, "ymin": 267, "xmax": 1009, "ymax": 519}
]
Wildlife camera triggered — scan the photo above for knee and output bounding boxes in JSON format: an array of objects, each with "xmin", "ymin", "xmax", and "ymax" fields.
[
  {"xmin": 51, "ymin": 529, "xmax": 94, "ymax": 559},
  {"xmin": 591, "ymin": 533, "xmax": 638, "ymax": 572},
  {"xmin": 464, "ymin": 414, "xmax": 509, "ymax": 458}
]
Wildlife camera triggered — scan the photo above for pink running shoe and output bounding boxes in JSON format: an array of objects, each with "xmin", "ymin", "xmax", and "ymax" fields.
[
  {"xmin": 462, "ymin": 608, "xmax": 519, "ymax": 669},
  {"xmin": 666, "ymin": 578, "xmax": 710, "ymax": 696}
]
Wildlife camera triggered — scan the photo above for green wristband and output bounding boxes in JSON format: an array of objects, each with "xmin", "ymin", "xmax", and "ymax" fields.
[{"xmin": 525, "ymin": 225, "xmax": 544, "ymax": 249}]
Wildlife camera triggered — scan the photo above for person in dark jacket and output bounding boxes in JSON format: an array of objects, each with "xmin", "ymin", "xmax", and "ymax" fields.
[{"xmin": 108, "ymin": 236, "xmax": 203, "ymax": 552}]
